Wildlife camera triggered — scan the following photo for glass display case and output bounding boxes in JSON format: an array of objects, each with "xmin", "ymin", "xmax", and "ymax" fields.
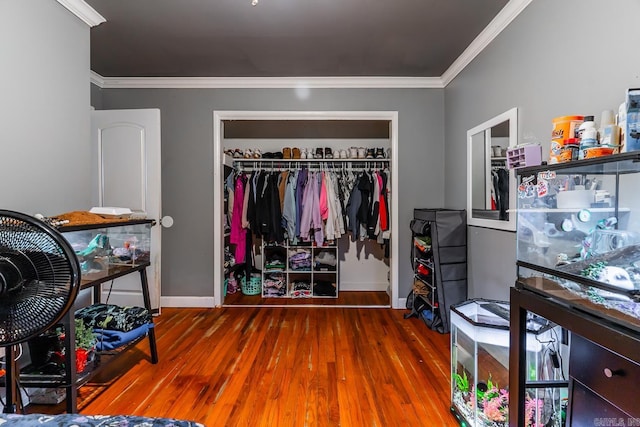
[
  {"xmin": 60, "ymin": 220, "xmax": 153, "ymax": 283},
  {"xmin": 450, "ymin": 299, "xmax": 568, "ymax": 427},
  {"xmin": 515, "ymin": 152, "xmax": 640, "ymax": 333}
]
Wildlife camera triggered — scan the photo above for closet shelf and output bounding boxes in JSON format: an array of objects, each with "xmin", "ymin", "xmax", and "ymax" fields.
[
  {"xmin": 233, "ymin": 158, "xmax": 390, "ymax": 163},
  {"xmin": 224, "ymin": 154, "xmax": 235, "ymax": 168}
]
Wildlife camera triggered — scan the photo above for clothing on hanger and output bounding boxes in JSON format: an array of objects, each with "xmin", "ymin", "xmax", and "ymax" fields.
[{"xmin": 230, "ymin": 162, "xmax": 391, "ymax": 247}]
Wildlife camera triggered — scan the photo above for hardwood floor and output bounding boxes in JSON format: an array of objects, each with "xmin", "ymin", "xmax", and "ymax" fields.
[{"xmin": 28, "ymin": 307, "xmax": 458, "ymax": 426}]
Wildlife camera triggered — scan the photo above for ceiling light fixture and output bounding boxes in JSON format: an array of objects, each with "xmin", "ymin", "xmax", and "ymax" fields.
[{"xmin": 251, "ymin": 0, "xmax": 258, "ymax": 5}]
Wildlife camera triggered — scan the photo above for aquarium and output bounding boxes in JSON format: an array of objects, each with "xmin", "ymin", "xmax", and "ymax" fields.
[
  {"xmin": 450, "ymin": 299, "xmax": 568, "ymax": 427},
  {"xmin": 515, "ymin": 153, "xmax": 640, "ymax": 333},
  {"xmin": 60, "ymin": 220, "xmax": 153, "ymax": 282}
]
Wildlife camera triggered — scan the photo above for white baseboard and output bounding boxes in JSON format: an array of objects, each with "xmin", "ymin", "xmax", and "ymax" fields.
[
  {"xmin": 160, "ymin": 295, "xmax": 404, "ymax": 309},
  {"xmin": 161, "ymin": 296, "xmax": 216, "ymax": 308},
  {"xmin": 339, "ymin": 281, "xmax": 388, "ymax": 292}
]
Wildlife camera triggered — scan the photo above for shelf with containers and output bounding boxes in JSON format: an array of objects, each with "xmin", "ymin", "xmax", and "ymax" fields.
[
  {"xmin": 408, "ymin": 209, "xmax": 467, "ymax": 333},
  {"xmin": 16, "ymin": 219, "xmax": 158, "ymax": 413},
  {"xmin": 262, "ymin": 240, "xmax": 339, "ymax": 298},
  {"xmin": 510, "ymin": 152, "xmax": 640, "ymax": 426}
]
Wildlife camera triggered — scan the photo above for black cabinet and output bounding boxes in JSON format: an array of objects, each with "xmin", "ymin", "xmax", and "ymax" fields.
[
  {"xmin": 568, "ymin": 334, "xmax": 639, "ymax": 422},
  {"xmin": 410, "ymin": 209, "xmax": 467, "ymax": 333},
  {"xmin": 509, "ymin": 285, "xmax": 640, "ymax": 426}
]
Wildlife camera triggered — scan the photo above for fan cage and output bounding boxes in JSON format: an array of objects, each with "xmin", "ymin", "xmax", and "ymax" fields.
[{"xmin": 0, "ymin": 210, "xmax": 80, "ymax": 345}]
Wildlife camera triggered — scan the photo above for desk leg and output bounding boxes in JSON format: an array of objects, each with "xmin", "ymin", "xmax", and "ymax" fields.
[
  {"xmin": 63, "ymin": 311, "xmax": 78, "ymax": 413},
  {"xmin": 3, "ymin": 346, "xmax": 18, "ymax": 413},
  {"xmin": 139, "ymin": 268, "xmax": 159, "ymax": 364},
  {"xmin": 93, "ymin": 283, "xmax": 101, "ymax": 304}
]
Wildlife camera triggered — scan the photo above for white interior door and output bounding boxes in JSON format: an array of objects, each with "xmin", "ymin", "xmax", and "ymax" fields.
[{"xmin": 91, "ymin": 109, "xmax": 162, "ymax": 311}]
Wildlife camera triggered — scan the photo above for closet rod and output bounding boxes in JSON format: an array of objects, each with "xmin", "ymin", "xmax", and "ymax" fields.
[
  {"xmin": 233, "ymin": 159, "xmax": 390, "ymax": 171},
  {"xmin": 232, "ymin": 158, "xmax": 390, "ymax": 163}
]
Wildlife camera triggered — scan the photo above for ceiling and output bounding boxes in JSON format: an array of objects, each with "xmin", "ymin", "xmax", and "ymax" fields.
[{"xmin": 85, "ymin": 0, "xmax": 510, "ymax": 79}]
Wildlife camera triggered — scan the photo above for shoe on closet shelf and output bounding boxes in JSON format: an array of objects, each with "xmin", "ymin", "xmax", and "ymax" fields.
[
  {"xmin": 273, "ymin": 151, "xmax": 284, "ymax": 159},
  {"xmin": 339, "ymin": 149, "xmax": 348, "ymax": 159},
  {"xmin": 253, "ymin": 148, "xmax": 262, "ymax": 158},
  {"xmin": 243, "ymin": 149, "xmax": 254, "ymax": 159},
  {"xmin": 357, "ymin": 147, "xmax": 366, "ymax": 159},
  {"xmin": 283, "ymin": 147, "xmax": 291, "ymax": 159},
  {"xmin": 292, "ymin": 147, "xmax": 301, "ymax": 159},
  {"xmin": 349, "ymin": 147, "xmax": 358, "ymax": 159},
  {"xmin": 365, "ymin": 148, "xmax": 375, "ymax": 159},
  {"xmin": 324, "ymin": 147, "xmax": 333, "ymax": 159},
  {"xmin": 375, "ymin": 148, "xmax": 385, "ymax": 159},
  {"xmin": 315, "ymin": 147, "xmax": 324, "ymax": 159},
  {"xmin": 233, "ymin": 148, "xmax": 243, "ymax": 158}
]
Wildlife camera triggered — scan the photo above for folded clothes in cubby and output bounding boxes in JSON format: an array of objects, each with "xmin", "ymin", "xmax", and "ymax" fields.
[
  {"xmin": 313, "ymin": 281, "xmax": 336, "ymax": 297},
  {"xmin": 291, "ymin": 280, "xmax": 312, "ymax": 298},
  {"xmin": 314, "ymin": 251, "xmax": 337, "ymax": 265},
  {"xmin": 289, "ymin": 251, "xmax": 312, "ymax": 270}
]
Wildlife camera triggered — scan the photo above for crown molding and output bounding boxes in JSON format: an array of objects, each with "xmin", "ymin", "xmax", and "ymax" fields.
[
  {"xmin": 440, "ymin": 0, "xmax": 533, "ymax": 87},
  {"xmin": 57, "ymin": 0, "xmax": 105, "ymax": 27},
  {"xmin": 90, "ymin": 70, "xmax": 105, "ymax": 87},
  {"xmin": 89, "ymin": 0, "xmax": 531, "ymax": 89},
  {"xmin": 89, "ymin": 75, "xmax": 444, "ymax": 90}
]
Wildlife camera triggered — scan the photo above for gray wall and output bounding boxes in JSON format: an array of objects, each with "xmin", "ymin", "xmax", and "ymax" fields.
[
  {"xmin": 1, "ymin": 1, "xmax": 92, "ymax": 215},
  {"xmin": 444, "ymin": 0, "xmax": 640, "ymax": 300},
  {"xmin": 96, "ymin": 88, "xmax": 445, "ymax": 298}
]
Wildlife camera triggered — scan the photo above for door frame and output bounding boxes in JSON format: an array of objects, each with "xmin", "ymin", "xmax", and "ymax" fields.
[{"xmin": 213, "ymin": 110, "xmax": 400, "ymax": 308}]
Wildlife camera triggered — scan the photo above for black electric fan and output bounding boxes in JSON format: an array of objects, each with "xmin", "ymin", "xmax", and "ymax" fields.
[{"xmin": 0, "ymin": 210, "xmax": 80, "ymax": 413}]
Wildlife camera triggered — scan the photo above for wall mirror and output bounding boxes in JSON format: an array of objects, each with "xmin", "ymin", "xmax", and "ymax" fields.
[{"xmin": 466, "ymin": 107, "xmax": 518, "ymax": 231}]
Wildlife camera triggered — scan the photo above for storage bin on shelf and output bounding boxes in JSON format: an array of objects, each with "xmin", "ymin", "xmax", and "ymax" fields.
[{"xmin": 506, "ymin": 144, "xmax": 542, "ymax": 169}]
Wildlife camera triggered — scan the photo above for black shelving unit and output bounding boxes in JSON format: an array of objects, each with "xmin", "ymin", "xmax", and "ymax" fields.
[
  {"xmin": 12, "ymin": 220, "xmax": 159, "ymax": 413},
  {"xmin": 411, "ymin": 209, "xmax": 467, "ymax": 333}
]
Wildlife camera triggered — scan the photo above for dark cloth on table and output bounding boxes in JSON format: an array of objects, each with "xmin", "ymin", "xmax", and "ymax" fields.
[{"xmin": 75, "ymin": 303, "xmax": 151, "ymax": 332}]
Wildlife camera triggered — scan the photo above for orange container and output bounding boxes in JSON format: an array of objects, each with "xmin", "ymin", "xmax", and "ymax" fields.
[
  {"xmin": 552, "ymin": 115, "xmax": 584, "ymax": 143},
  {"xmin": 550, "ymin": 116, "xmax": 584, "ymax": 164},
  {"xmin": 582, "ymin": 146, "xmax": 615, "ymax": 159},
  {"xmin": 557, "ymin": 145, "xmax": 580, "ymax": 163}
]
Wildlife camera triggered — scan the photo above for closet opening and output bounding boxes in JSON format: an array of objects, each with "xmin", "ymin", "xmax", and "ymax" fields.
[{"xmin": 213, "ymin": 111, "xmax": 399, "ymax": 308}]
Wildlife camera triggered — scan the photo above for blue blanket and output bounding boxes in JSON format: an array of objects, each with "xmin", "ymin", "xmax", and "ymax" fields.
[{"xmin": 94, "ymin": 323, "xmax": 153, "ymax": 351}]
